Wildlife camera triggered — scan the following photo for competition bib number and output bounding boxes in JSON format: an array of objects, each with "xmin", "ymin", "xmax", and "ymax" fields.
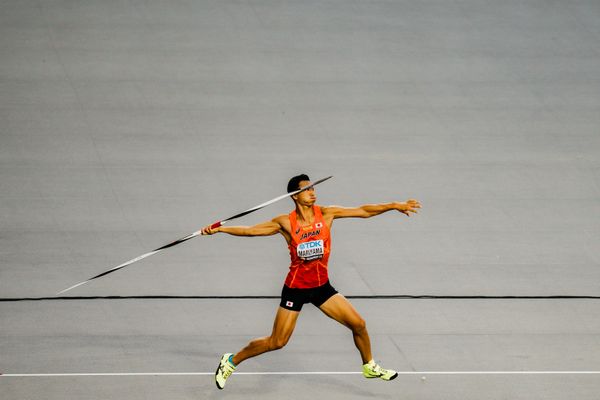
[{"xmin": 297, "ymin": 240, "xmax": 324, "ymax": 261}]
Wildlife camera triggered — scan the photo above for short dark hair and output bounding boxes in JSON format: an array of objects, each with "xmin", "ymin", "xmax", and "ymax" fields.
[{"xmin": 287, "ymin": 174, "xmax": 310, "ymax": 193}]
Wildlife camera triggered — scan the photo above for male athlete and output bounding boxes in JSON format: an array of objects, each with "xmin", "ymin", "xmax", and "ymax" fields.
[{"xmin": 202, "ymin": 174, "xmax": 421, "ymax": 389}]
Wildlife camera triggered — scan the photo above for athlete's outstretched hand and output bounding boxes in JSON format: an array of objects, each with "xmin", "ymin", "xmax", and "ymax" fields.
[{"xmin": 397, "ymin": 199, "xmax": 421, "ymax": 216}]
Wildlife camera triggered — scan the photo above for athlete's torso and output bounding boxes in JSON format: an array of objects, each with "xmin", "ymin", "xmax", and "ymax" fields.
[{"xmin": 284, "ymin": 205, "xmax": 331, "ymax": 289}]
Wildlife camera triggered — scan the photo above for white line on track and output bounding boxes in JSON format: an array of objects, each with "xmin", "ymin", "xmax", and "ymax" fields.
[{"xmin": 2, "ymin": 371, "xmax": 600, "ymax": 377}]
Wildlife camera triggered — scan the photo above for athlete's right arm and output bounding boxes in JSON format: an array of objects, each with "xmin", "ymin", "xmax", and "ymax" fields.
[{"xmin": 201, "ymin": 217, "xmax": 283, "ymax": 237}]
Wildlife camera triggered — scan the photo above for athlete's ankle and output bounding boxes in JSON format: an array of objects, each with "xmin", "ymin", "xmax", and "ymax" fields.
[{"xmin": 229, "ymin": 354, "xmax": 238, "ymax": 367}]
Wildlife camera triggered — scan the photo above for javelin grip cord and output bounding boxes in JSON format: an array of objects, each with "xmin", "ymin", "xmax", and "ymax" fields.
[{"xmin": 209, "ymin": 221, "xmax": 223, "ymax": 230}]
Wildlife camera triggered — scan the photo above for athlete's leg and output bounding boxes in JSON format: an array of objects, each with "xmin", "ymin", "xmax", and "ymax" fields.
[
  {"xmin": 318, "ymin": 293, "xmax": 398, "ymax": 381},
  {"xmin": 232, "ymin": 306, "xmax": 300, "ymax": 365},
  {"xmin": 318, "ymin": 293, "xmax": 372, "ymax": 364}
]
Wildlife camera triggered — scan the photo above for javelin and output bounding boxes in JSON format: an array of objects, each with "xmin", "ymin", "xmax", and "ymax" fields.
[{"xmin": 57, "ymin": 176, "xmax": 333, "ymax": 295}]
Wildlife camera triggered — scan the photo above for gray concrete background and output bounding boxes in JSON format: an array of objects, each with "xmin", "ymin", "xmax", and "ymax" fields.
[{"xmin": 1, "ymin": 0, "xmax": 599, "ymax": 399}]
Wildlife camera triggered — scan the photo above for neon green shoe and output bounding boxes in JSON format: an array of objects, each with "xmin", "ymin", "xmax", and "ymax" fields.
[
  {"xmin": 362, "ymin": 360, "xmax": 398, "ymax": 381},
  {"xmin": 215, "ymin": 353, "xmax": 236, "ymax": 389}
]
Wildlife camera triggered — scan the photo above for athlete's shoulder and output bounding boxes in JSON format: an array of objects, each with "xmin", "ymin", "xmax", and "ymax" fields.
[
  {"xmin": 272, "ymin": 213, "xmax": 290, "ymax": 225},
  {"xmin": 273, "ymin": 214, "xmax": 289, "ymax": 222},
  {"xmin": 319, "ymin": 205, "xmax": 338, "ymax": 215},
  {"xmin": 272, "ymin": 213, "xmax": 292, "ymax": 237}
]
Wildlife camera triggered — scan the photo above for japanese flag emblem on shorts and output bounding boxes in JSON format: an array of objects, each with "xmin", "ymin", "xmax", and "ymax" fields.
[{"xmin": 286, "ymin": 301, "xmax": 294, "ymax": 307}]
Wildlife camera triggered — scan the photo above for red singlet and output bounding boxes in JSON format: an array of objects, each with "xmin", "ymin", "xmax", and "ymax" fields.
[{"xmin": 284, "ymin": 205, "xmax": 331, "ymax": 289}]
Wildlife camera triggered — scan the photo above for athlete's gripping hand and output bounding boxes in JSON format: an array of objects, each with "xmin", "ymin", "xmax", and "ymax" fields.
[
  {"xmin": 397, "ymin": 199, "xmax": 421, "ymax": 217},
  {"xmin": 201, "ymin": 224, "xmax": 219, "ymax": 235}
]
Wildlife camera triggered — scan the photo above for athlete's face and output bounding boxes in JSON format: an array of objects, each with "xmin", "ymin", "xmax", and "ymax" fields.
[{"xmin": 294, "ymin": 180, "xmax": 316, "ymax": 206}]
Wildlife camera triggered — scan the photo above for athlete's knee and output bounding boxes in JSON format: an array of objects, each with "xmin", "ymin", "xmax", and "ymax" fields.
[
  {"xmin": 268, "ymin": 335, "xmax": 290, "ymax": 351},
  {"xmin": 350, "ymin": 317, "xmax": 367, "ymax": 334}
]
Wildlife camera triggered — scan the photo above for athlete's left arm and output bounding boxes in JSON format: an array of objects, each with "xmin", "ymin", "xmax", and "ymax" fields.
[{"xmin": 322, "ymin": 199, "xmax": 421, "ymax": 219}]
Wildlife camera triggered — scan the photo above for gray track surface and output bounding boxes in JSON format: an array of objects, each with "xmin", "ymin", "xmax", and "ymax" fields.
[{"xmin": 1, "ymin": 0, "xmax": 599, "ymax": 399}]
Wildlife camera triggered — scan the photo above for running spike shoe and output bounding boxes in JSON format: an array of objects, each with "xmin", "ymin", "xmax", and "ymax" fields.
[
  {"xmin": 362, "ymin": 360, "xmax": 398, "ymax": 381},
  {"xmin": 215, "ymin": 353, "xmax": 236, "ymax": 389}
]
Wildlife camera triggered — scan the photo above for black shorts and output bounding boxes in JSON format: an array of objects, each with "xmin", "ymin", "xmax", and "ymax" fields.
[{"xmin": 280, "ymin": 281, "xmax": 338, "ymax": 312}]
